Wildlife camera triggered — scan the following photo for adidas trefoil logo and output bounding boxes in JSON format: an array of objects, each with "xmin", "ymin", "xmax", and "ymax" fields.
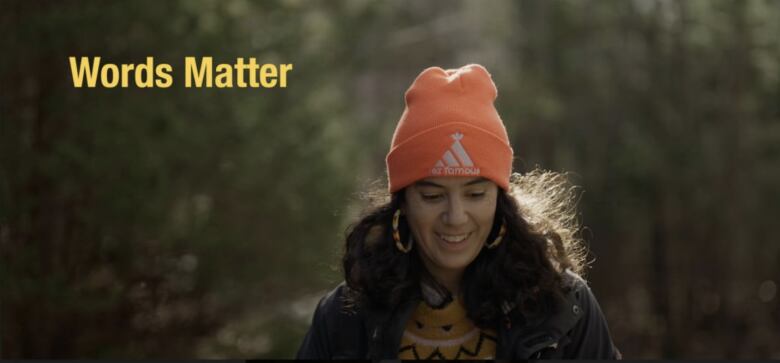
[{"xmin": 431, "ymin": 132, "xmax": 481, "ymax": 176}]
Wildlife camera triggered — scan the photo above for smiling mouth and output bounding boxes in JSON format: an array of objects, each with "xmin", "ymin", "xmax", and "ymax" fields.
[{"xmin": 436, "ymin": 232, "xmax": 471, "ymax": 244}]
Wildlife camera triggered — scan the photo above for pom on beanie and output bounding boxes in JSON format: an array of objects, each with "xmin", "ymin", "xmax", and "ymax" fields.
[{"xmin": 385, "ymin": 64, "xmax": 513, "ymax": 192}]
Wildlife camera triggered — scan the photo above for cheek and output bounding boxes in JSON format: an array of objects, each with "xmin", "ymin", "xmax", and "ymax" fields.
[
  {"xmin": 402, "ymin": 200, "xmax": 437, "ymax": 239},
  {"xmin": 476, "ymin": 200, "xmax": 498, "ymax": 231},
  {"xmin": 405, "ymin": 208, "xmax": 437, "ymax": 238}
]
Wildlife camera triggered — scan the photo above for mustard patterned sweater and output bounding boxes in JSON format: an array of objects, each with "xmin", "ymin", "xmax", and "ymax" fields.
[{"xmin": 398, "ymin": 297, "xmax": 497, "ymax": 360}]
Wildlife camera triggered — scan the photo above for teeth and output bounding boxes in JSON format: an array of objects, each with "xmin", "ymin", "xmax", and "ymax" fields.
[{"xmin": 439, "ymin": 234, "xmax": 468, "ymax": 243}]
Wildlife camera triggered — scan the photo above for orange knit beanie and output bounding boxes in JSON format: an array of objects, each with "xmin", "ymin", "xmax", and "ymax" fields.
[{"xmin": 386, "ymin": 64, "xmax": 513, "ymax": 192}]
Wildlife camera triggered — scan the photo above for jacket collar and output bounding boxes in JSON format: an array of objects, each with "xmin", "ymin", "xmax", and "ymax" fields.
[{"xmin": 496, "ymin": 286, "xmax": 583, "ymax": 359}]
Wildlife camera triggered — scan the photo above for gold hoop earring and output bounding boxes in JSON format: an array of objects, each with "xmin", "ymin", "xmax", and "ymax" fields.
[
  {"xmin": 393, "ymin": 209, "xmax": 413, "ymax": 253},
  {"xmin": 486, "ymin": 221, "xmax": 506, "ymax": 249}
]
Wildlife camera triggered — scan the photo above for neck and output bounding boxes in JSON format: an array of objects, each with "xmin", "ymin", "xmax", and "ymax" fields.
[{"xmin": 426, "ymin": 265, "xmax": 463, "ymax": 297}]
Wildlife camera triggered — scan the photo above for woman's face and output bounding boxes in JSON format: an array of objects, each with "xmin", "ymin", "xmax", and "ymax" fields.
[{"xmin": 402, "ymin": 176, "xmax": 499, "ymax": 279}]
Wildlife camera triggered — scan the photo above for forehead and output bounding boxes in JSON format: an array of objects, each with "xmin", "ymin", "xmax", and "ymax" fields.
[{"xmin": 413, "ymin": 177, "xmax": 493, "ymax": 188}]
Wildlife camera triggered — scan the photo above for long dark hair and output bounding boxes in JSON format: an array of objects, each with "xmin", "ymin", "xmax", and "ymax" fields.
[{"xmin": 341, "ymin": 170, "xmax": 586, "ymax": 328}]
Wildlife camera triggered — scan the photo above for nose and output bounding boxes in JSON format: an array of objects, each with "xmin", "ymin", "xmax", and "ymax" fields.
[{"xmin": 443, "ymin": 196, "xmax": 468, "ymax": 226}]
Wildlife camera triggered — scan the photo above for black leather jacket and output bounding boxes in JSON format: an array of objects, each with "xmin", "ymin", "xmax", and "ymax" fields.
[{"xmin": 296, "ymin": 271, "xmax": 620, "ymax": 359}]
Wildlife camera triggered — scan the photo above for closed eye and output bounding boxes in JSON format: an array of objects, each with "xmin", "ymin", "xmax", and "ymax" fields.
[
  {"xmin": 468, "ymin": 191, "xmax": 486, "ymax": 198},
  {"xmin": 421, "ymin": 193, "xmax": 443, "ymax": 201}
]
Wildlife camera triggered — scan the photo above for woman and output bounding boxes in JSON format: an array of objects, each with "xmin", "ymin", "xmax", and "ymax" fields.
[{"xmin": 296, "ymin": 64, "xmax": 620, "ymax": 360}]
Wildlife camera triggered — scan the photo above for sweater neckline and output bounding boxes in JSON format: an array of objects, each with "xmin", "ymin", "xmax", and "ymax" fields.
[{"xmin": 413, "ymin": 295, "xmax": 468, "ymax": 328}]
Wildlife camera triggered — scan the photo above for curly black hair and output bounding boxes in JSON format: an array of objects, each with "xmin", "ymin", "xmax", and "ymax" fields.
[{"xmin": 341, "ymin": 170, "xmax": 586, "ymax": 329}]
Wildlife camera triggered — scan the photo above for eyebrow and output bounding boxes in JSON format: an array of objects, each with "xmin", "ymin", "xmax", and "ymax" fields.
[{"xmin": 414, "ymin": 177, "xmax": 490, "ymax": 188}]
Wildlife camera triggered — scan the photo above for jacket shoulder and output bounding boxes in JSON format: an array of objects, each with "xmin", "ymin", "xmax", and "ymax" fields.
[
  {"xmin": 561, "ymin": 268, "xmax": 588, "ymax": 291},
  {"xmin": 558, "ymin": 270, "xmax": 621, "ymax": 359},
  {"xmin": 296, "ymin": 282, "xmax": 368, "ymax": 359},
  {"xmin": 317, "ymin": 282, "xmax": 352, "ymax": 314}
]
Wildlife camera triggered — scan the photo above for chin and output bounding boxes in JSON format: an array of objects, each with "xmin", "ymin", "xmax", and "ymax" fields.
[{"xmin": 434, "ymin": 252, "xmax": 479, "ymax": 271}]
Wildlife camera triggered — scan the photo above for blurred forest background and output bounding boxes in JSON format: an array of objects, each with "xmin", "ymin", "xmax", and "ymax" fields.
[{"xmin": 2, "ymin": 0, "xmax": 779, "ymax": 359}]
